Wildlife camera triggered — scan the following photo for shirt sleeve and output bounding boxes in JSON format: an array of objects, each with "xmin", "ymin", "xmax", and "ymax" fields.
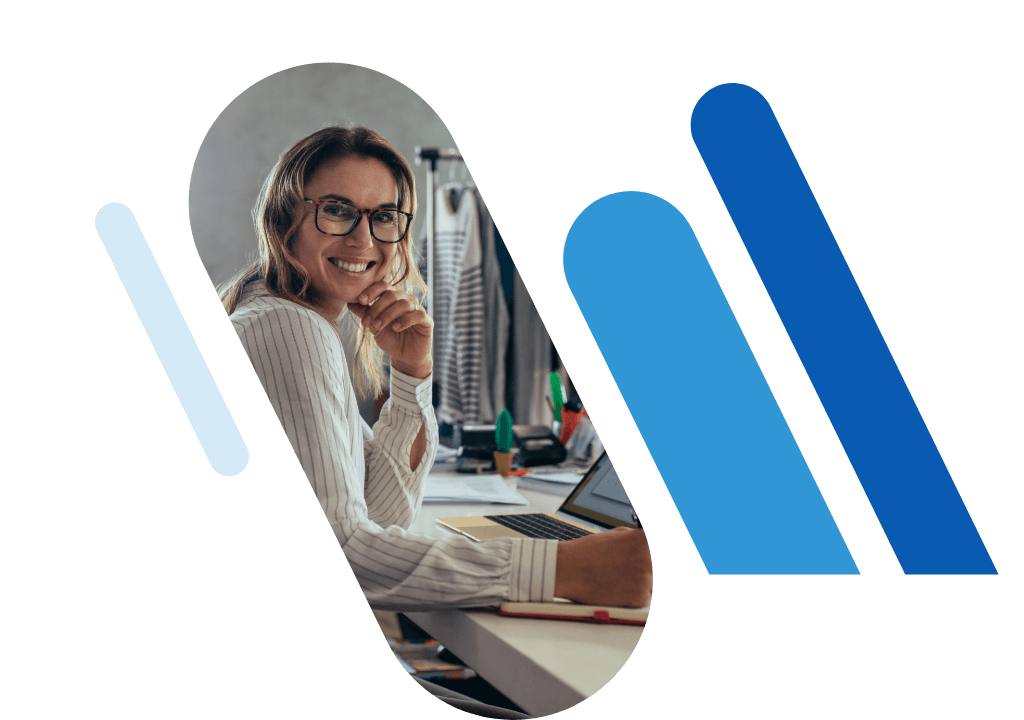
[
  {"xmin": 361, "ymin": 368, "xmax": 437, "ymax": 530},
  {"xmin": 234, "ymin": 300, "xmax": 557, "ymax": 610}
]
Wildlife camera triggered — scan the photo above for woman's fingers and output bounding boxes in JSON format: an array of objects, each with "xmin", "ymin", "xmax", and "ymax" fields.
[
  {"xmin": 355, "ymin": 280, "xmax": 393, "ymax": 307},
  {"xmin": 348, "ymin": 285, "xmax": 433, "ymax": 379},
  {"xmin": 375, "ymin": 298, "xmax": 430, "ymax": 334},
  {"xmin": 348, "ymin": 286, "xmax": 428, "ymax": 334},
  {"xmin": 349, "ymin": 280, "xmax": 394, "ymax": 325}
]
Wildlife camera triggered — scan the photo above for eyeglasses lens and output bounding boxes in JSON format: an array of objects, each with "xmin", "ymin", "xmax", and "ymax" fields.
[{"xmin": 318, "ymin": 202, "xmax": 408, "ymax": 243}]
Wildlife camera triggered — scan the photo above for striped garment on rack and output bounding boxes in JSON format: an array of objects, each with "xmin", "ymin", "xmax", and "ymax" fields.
[{"xmin": 431, "ymin": 184, "xmax": 486, "ymax": 425}]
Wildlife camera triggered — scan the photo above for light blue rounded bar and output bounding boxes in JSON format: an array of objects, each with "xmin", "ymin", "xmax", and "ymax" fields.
[
  {"xmin": 95, "ymin": 203, "xmax": 249, "ymax": 476},
  {"xmin": 564, "ymin": 192, "xmax": 856, "ymax": 573}
]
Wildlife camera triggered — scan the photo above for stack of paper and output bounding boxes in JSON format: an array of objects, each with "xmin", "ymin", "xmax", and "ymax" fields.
[
  {"xmin": 516, "ymin": 471, "xmax": 584, "ymax": 496},
  {"xmin": 523, "ymin": 472, "xmax": 583, "ymax": 484},
  {"xmin": 423, "ymin": 475, "xmax": 529, "ymax": 505}
]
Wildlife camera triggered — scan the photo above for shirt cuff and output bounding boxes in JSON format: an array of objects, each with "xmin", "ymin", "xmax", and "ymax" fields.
[
  {"xmin": 390, "ymin": 369, "xmax": 432, "ymax": 411},
  {"xmin": 508, "ymin": 539, "xmax": 558, "ymax": 602}
]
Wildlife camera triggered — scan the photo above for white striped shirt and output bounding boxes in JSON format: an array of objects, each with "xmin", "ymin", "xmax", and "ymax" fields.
[{"xmin": 230, "ymin": 282, "xmax": 557, "ymax": 610}]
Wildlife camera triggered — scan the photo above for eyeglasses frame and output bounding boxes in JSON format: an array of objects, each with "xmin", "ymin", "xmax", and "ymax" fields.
[{"xmin": 304, "ymin": 198, "xmax": 413, "ymax": 244}]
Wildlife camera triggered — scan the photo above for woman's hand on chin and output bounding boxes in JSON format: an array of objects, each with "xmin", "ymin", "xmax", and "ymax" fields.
[{"xmin": 347, "ymin": 281, "xmax": 433, "ymax": 379}]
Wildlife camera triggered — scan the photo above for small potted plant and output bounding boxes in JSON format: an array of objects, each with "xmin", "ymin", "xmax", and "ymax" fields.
[{"xmin": 493, "ymin": 409, "xmax": 515, "ymax": 477}]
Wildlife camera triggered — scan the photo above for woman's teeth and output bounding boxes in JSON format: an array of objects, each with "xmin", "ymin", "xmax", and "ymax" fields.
[{"xmin": 331, "ymin": 259, "xmax": 373, "ymax": 272}]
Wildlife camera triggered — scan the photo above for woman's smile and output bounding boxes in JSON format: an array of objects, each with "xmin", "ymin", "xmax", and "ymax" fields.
[{"xmin": 329, "ymin": 257, "xmax": 377, "ymax": 273}]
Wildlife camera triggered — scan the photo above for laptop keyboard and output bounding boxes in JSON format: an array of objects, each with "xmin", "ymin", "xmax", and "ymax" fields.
[{"xmin": 484, "ymin": 513, "xmax": 593, "ymax": 540}]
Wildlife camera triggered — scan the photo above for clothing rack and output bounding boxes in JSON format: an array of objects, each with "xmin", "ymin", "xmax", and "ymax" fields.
[
  {"xmin": 415, "ymin": 146, "xmax": 553, "ymax": 427},
  {"xmin": 415, "ymin": 146, "xmax": 464, "ymax": 317}
]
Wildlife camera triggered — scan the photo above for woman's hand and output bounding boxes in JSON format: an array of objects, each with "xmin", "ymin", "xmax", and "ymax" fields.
[
  {"xmin": 348, "ymin": 281, "xmax": 433, "ymax": 379},
  {"xmin": 554, "ymin": 528, "xmax": 652, "ymax": 608}
]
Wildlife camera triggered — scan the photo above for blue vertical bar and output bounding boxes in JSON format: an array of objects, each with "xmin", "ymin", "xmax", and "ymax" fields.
[
  {"xmin": 691, "ymin": 84, "xmax": 995, "ymax": 574},
  {"xmin": 95, "ymin": 203, "xmax": 249, "ymax": 477},
  {"xmin": 564, "ymin": 192, "xmax": 857, "ymax": 574}
]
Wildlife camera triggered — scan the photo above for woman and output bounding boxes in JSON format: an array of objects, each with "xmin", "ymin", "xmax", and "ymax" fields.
[
  {"xmin": 222, "ymin": 126, "xmax": 651, "ymax": 610},
  {"xmin": 218, "ymin": 120, "xmax": 577, "ymax": 598}
]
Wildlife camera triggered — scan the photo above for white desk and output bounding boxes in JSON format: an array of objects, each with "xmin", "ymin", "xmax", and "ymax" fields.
[{"xmin": 405, "ymin": 471, "xmax": 644, "ymax": 716}]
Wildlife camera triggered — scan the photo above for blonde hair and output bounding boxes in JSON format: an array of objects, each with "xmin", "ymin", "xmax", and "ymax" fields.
[{"xmin": 220, "ymin": 126, "xmax": 426, "ymax": 399}]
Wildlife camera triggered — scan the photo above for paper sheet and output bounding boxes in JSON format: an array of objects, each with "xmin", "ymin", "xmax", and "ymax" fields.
[
  {"xmin": 423, "ymin": 475, "xmax": 529, "ymax": 505},
  {"xmin": 521, "ymin": 472, "xmax": 583, "ymax": 485}
]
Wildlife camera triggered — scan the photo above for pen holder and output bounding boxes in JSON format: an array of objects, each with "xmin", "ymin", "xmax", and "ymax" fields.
[{"xmin": 493, "ymin": 450, "xmax": 514, "ymax": 478}]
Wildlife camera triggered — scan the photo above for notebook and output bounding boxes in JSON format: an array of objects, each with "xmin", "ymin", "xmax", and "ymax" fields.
[
  {"xmin": 497, "ymin": 600, "xmax": 648, "ymax": 626},
  {"xmin": 436, "ymin": 451, "xmax": 638, "ymax": 541}
]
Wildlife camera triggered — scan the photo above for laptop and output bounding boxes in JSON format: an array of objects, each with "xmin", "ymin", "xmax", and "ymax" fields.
[{"xmin": 436, "ymin": 451, "xmax": 638, "ymax": 541}]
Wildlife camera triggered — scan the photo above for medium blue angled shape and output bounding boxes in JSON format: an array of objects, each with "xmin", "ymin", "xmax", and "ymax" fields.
[
  {"xmin": 691, "ymin": 83, "xmax": 995, "ymax": 574},
  {"xmin": 564, "ymin": 192, "xmax": 857, "ymax": 574},
  {"xmin": 95, "ymin": 203, "xmax": 249, "ymax": 477}
]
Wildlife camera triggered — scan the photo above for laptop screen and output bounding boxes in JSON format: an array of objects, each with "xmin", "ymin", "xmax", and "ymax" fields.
[{"xmin": 559, "ymin": 452, "xmax": 638, "ymax": 529}]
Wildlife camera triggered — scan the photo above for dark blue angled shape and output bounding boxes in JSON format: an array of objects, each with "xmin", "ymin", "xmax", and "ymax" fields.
[{"xmin": 691, "ymin": 83, "xmax": 995, "ymax": 574}]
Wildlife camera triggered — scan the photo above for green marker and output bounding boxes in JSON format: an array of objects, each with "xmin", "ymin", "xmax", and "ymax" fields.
[
  {"xmin": 495, "ymin": 408, "xmax": 514, "ymax": 453},
  {"xmin": 549, "ymin": 372, "xmax": 565, "ymax": 423}
]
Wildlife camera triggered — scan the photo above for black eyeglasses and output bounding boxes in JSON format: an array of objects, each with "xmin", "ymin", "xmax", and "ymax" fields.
[{"xmin": 304, "ymin": 198, "xmax": 413, "ymax": 244}]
